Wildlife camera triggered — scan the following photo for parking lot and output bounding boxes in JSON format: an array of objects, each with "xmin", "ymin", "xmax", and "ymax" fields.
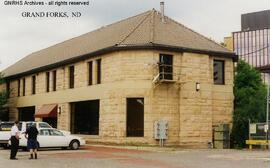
[{"xmin": 0, "ymin": 145, "xmax": 270, "ymax": 168}]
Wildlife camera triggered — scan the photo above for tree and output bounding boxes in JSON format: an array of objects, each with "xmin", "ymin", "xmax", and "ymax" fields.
[
  {"xmin": 0, "ymin": 72, "xmax": 9, "ymax": 120},
  {"xmin": 231, "ymin": 60, "xmax": 267, "ymax": 148}
]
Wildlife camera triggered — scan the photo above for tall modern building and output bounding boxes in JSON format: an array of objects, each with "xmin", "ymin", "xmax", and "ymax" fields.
[{"xmin": 233, "ymin": 10, "xmax": 270, "ymax": 81}]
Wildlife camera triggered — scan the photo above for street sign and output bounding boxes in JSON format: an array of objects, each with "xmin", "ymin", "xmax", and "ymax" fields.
[
  {"xmin": 264, "ymin": 124, "xmax": 269, "ymax": 133},
  {"xmin": 250, "ymin": 124, "xmax": 256, "ymax": 134}
]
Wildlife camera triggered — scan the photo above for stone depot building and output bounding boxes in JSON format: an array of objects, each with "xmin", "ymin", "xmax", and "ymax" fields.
[{"xmin": 0, "ymin": 10, "xmax": 237, "ymax": 147}]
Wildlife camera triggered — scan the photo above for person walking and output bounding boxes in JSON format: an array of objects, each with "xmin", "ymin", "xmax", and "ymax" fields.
[
  {"xmin": 25, "ymin": 124, "xmax": 39, "ymax": 159},
  {"xmin": 10, "ymin": 121, "xmax": 20, "ymax": 160}
]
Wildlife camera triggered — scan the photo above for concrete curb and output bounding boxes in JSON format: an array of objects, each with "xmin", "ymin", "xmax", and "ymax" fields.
[
  {"xmin": 84, "ymin": 144, "xmax": 179, "ymax": 152},
  {"xmin": 83, "ymin": 144, "xmax": 248, "ymax": 153}
]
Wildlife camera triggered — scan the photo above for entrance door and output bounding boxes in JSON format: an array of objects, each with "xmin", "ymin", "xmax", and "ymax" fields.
[
  {"xmin": 126, "ymin": 98, "xmax": 144, "ymax": 137},
  {"xmin": 0, "ymin": 108, "xmax": 9, "ymax": 121},
  {"xmin": 18, "ymin": 106, "xmax": 35, "ymax": 121},
  {"xmin": 43, "ymin": 118, "xmax": 57, "ymax": 128},
  {"xmin": 70, "ymin": 100, "xmax": 99, "ymax": 135}
]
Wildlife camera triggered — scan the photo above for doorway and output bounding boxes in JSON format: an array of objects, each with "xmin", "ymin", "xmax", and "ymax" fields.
[
  {"xmin": 70, "ymin": 100, "xmax": 99, "ymax": 135},
  {"xmin": 43, "ymin": 118, "xmax": 57, "ymax": 128},
  {"xmin": 18, "ymin": 106, "xmax": 35, "ymax": 121},
  {"xmin": 126, "ymin": 98, "xmax": 144, "ymax": 137},
  {"xmin": 0, "ymin": 108, "xmax": 9, "ymax": 121}
]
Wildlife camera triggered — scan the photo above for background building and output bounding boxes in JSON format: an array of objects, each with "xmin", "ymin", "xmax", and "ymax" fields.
[
  {"xmin": 233, "ymin": 10, "xmax": 270, "ymax": 82},
  {"xmin": 223, "ymin": 36, "xmax": 233, "ymax": 51}
]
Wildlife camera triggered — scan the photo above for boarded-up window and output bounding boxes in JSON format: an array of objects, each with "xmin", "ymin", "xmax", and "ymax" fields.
[
  {"xmin": 17, "ymin": 80, "xmax": 20, "ymax": 97},
  {"xmin": 69, "ymin": 66, "xmax": 75, "ymax": 88},
  {"xmin": 46, "ymin": 72, "xmax": 50, "ymax": 92},
  {"xmin": 32, "ymin": 76, "xmax": 36, "ymax": 95},
  {"xmin": 52, "ymin": 70, "xmax": 57, "ymax": 91},
  {"xmin": 96, "ymin": 59, "xmax": 101, "ymax": 84},
  {"xmin": 88, "ymin": 61, "xmax": 93, "ymax": 85},
  {"xmin": 22, "ymin": 78, "xmax": 25, "ymax": 96},
  {"xmin": 214, "ymin": 60, "xmax": 225, "ymax": 85},
  {"xmin": 126, "ymin": 98, "xmax": 144, "ymax": 137},
  {"xmin": 6, "ymin": 81, "xmax": 10, "ymax": 98}
]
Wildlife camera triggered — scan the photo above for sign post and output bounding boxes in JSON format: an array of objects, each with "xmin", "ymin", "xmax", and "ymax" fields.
[{"xmin": 266, "ymin": 77, "xmax": 270, "ymax": 148}]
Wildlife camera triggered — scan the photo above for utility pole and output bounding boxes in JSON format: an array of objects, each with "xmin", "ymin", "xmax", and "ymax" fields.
[{"xmin": 266, "ymin": 74, "xmax": 270, "ymax": 148}]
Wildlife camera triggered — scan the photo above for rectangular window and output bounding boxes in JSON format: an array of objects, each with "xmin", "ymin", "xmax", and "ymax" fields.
[
  {"xmin": 213, "ymin": 60, "xmax": 225, "ymax": 85},
  {"xmin": 126, "ymin": 98, "xmax": 144, "ymax": 137},
  {"xmin": 159, "ymin": 54, "xmax": 173, "ymax": 80},
  {"xmin": 52, "ymin": 70, "xmax": 57, "ymax": 91},
  {"xmin": 88, "ymin": 61, "xmax": 93, "ymax": 85},
  {"xmin": 17, "ymin": 79, "xmax": 20, "ymax": 97},
  {"xmin": 46, "ymin": 72, "xmax": 50, "ymax": 92},
  {"xmin": 96, "ymin": 59, "xmax": 101, "ymax": 84},
  {"xmin": 22, "ymin": 78, "xmax": 25, "ymax": 96},
  {"xmin": 6, "ymin": 81, "xmax": 10, "ymax": 98},
  {"xmin": 32, "ymin": 76, "xmax": 36, "ymax": 95},
  {"xmin": 69, "ymin": 66, "xmax": 74, "ymax": 89}
]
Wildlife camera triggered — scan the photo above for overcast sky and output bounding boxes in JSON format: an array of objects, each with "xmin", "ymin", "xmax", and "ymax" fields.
[{"xmin": 0, "ymin": 0, "xmax": 269, "ymax": 71}]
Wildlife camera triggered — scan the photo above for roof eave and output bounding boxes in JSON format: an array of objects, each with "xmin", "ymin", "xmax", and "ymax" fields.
[
  {"xmin": 3, "ymin": 44, "xmax": 237, "ymax": 80},
  {"xmin": 116, "ymin": 43, "xmax": 238, "ymax": 61}
]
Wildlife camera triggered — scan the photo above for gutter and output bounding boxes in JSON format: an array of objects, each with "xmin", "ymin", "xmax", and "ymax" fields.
[{"xmin": 4, "ymin": 43, "xmax": 238, "ymax": 80}]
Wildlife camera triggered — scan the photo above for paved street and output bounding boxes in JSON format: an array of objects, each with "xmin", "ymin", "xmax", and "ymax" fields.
[{"xmin": 0, "ymin": 146, "xmax": 270, "ymax": 168}]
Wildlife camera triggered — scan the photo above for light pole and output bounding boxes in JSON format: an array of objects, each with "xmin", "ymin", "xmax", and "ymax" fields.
[{"xmin": 266, "ymin": 74, "xmax": 270, "ymax": 148}]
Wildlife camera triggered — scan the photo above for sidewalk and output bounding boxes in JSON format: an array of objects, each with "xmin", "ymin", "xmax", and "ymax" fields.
[
  {"xmin": 83, "ymin": 144, "xmax": 217, "ymax": 152},
  {"xmin": 83, "ymin": 143, "xmax": 250, "ymax": 153}
]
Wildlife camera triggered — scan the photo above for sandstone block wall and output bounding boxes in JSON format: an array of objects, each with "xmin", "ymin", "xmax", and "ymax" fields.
[{"xmin": 2, "ymin": 49, "xmax": 234, "ymax": 147}]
